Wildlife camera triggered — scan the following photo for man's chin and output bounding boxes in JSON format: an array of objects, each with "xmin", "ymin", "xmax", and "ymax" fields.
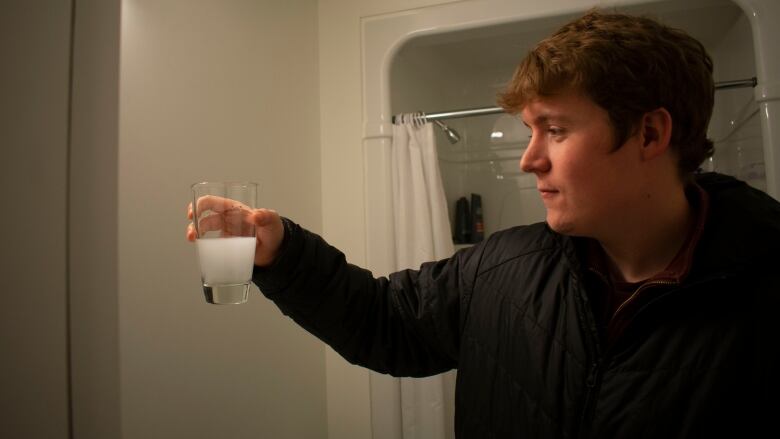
[{"xmin": 545, "ymin": 217, "xmax": 576, "ymax": 236}]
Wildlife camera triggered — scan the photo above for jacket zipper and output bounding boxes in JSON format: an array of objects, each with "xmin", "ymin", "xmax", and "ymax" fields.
[
  {"xmin": 609, "ymin": 279, "xmax": 677, "ymax": 327},
  {"xmin": 571, "ymin": 269, "xmax": 603, "ymax": 439},
  {"xmin": 576, "ymin": 272, "xmax": 735, "ymax": 438},
  {"xmin": 577, "ymin": 359, "xmax": 603, "ymax": 438},
  {"xmin": 577, "ymin": 279, "xmax": 676, "ymax": 437}
]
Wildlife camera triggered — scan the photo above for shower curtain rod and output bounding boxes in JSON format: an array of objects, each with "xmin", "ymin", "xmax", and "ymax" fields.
[{"xmin": 392, "ymin": 76, "xmax": 757, "ymax": 124}]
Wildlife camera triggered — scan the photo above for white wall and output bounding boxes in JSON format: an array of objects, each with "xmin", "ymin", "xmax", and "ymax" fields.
[
  {"xmin": 69, "ymin": 0, "xmax": 122, "ymax": 437},
  {"xmin": 2, "ymin": 1, "xmax": 459, "ymax": 437},
  {"xmin": 5, "ymin": 1, "xmax": 763, "ymax": 438},
  {"xmin": 119, "ymin": 1, "xmax": 326, "ymax": 438},
  {"xmin": 707, "ymin": 13, "xmax": 764, "ymax": 189},
  {"xmin": 391, "ymin": 32, "xmax": 548, "ymax": 238},
  {"xmin": 318, "ymin": 1, "xmax": 463, "ymax": 437},
  {"xmin": 0, "ymin": 2, "xmax": 71, "ymax": 437}
]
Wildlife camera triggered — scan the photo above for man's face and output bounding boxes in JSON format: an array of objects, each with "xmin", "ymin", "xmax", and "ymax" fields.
[{"xmin": 520, "ymin": 92, "xmax": 644, "ymax": 238}]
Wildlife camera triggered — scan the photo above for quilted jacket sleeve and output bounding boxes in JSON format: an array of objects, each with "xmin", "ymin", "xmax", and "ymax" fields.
[{"xmin": 252, "ymin": 218, "xmax": 479, "ymax": 377}]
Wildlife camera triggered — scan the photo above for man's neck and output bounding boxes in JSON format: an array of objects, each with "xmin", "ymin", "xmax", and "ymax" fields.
[{"xmin": 597, "ymin": 185, "xmax": 694, "ymax": 283}]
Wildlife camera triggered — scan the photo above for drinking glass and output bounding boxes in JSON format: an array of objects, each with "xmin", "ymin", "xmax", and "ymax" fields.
[{"xmin": 191, "ymin": 181, "xmax": 258, "ymax": 304}]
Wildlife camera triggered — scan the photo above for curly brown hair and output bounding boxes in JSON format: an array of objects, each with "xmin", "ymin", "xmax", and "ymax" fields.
[{"xmin": 498, "ymin": 9, "xmax": 715, "ymax": 177}]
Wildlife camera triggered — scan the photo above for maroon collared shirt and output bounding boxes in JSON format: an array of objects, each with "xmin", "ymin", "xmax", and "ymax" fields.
[{"xmin": 580, "ymin": 183, "xmax": 710, "ymax": 347}]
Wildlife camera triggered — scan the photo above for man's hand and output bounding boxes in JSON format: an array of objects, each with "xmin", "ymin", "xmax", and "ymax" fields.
[{"xmin": 187, "ymin": 196, "xmax": 285, "ymax": 267}]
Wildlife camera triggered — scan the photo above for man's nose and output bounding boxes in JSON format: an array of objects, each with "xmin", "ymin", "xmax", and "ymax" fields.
[{"xmin": 520, "ymin": 136, "xmax": 550, "ymax": 174}]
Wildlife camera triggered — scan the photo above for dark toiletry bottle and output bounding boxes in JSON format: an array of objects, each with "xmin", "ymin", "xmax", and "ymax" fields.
[
  {"xmin": 454, "ymin": 197, "xmax": 471, "ymax": 244},
  {"xmin": 471, "ymin": 193, "xmax": 484, "ymax": 243}
]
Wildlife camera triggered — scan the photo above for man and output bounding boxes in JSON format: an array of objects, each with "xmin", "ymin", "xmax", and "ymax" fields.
[{"xmin": 187, "ymin": 10, "xmax": 780, "ymax": 437}]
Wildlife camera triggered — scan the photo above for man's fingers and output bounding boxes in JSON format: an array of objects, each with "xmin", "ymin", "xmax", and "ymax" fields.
[
  {"xmin": 197, "ymin": 211, "xmax": 255, "ymax": 235},
  {"xmin": 197, "ymin": 213, "xmax": 226, "ymax": 235},
  {"xmin": 189, "ymin": 201, "xmax": 270, "ymax": 242},
  {"xmin": 195, "ymin": 195, "xmax": 249, "ymax": 216},
  {"xmin": 253, "ymin": 208, "xmax": 279, "ymax": 227},
  {"xmin": 195, "ymin": 195, "xmax": 228, "ymax": 214},
  {"xmin": 223, "ymin": 205, "xmax": 256, "ymax": 224},
  {"xmin": 186, "ymin": 223, "xmax": 196, "ymax": 241}
]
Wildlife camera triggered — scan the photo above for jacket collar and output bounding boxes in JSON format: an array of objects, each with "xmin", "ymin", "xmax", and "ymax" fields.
[
  {"xmin": 687, "ymin": 172, "xmax": 780, "ymax": 280},
  {"xmin": 555, "ymin": 173, "xmax": 779, "ymax": 282}
]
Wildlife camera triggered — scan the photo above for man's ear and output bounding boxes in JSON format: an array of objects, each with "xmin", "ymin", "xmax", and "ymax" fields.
[{"xmin": 639, "ymin": 107, "xmax": 673, "ymax": 161}]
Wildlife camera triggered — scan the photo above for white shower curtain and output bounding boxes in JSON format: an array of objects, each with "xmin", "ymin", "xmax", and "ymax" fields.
[{"xmin": 389, "ymin": 113, "xmax": 456, "ymax": 439}]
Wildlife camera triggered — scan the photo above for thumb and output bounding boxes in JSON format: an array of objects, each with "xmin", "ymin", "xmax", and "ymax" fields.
[{"xmin": 253, "ymin": 208, "xmax": 280, "ymax": 227}]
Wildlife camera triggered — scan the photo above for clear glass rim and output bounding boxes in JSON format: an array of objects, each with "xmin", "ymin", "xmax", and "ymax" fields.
[{"xmin": 191, "ymin": 181, "xmax": 259, "ymax": 190}]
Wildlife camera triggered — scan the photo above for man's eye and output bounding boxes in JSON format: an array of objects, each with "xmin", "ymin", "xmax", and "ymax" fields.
[{"xmin": 548, "ymin": 127, "xmax": 565, "ymax": 136}]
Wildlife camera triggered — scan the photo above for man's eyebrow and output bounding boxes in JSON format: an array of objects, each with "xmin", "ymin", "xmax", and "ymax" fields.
[{"xmin": 522, "ymin": 114, "xmax": 574, "ymax": 126}]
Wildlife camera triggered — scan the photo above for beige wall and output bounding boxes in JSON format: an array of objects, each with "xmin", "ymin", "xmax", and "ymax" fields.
[
  {"xmin": 0, "ymin": 2, "xmax": 71, "ymax": 437},
  {"xmin": 2, "ymin": 2, "xmax": 123, "ymax": 437},
  {"xmin": 2, "ymin": 1, "xmax": 453, "ymax": 437},
  {"xmin": 69, "ymin": 0, "xmax": 122, "ymax": 437},
  {"xmin": 119, "ymin": 1, "xmax": 325, "ymax": 437},
  {"xmin": 317, "ymin": 1, "xmax": 462, "ymax": 437},
  {"xmin": 4, "ymin": 1, "xmax": 762, "ymax": 439}
]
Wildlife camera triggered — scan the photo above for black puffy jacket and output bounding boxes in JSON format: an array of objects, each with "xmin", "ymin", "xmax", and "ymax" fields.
[{"xmin": 253, "ymin": 173, "xmax": 780, "ymax": 438}]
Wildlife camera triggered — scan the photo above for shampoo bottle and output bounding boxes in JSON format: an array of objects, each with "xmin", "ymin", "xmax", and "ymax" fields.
[
  {"xmin": 454, "ymin": 197, "xmax": 471, "ymax": 244},
  {"xmin": 470, "ymin": 193, "xmax": 484, "ymax": 243}
]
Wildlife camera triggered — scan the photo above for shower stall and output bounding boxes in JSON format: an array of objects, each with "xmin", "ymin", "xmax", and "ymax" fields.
[
  {"xmin": 386, "ymin": 0, "xmax": 768, "ymax": 241},
  {"xmin": 361, "ymin": 0, "xmax": 779, "ymax": 437}
]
